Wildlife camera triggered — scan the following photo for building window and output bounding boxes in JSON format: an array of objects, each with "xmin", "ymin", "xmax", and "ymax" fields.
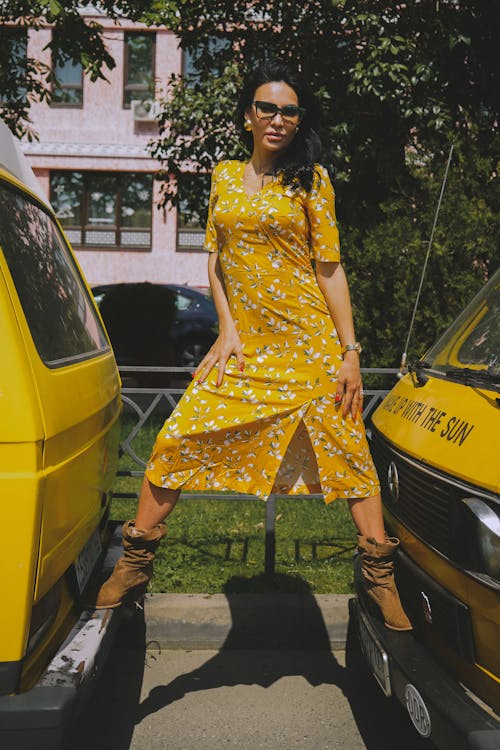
[
  {"xmin": 0, "ymin": 27, "xmax": 27, "ymax": 103},
  {"xmin": 50, "ymin": 171, "xmax": 153, "ymax": 250},
  {"xmin": 181, "ymin": 46, "xmax": 197, "ymax": 80},
  {"xmin": 177, "ymin": 173, "xmax": 210, "ymax": 252},
  {"xmin": 182, "ymin": 37, "xmax": 230, "ymax": 83},
  {"xmin": 124, "ymin": 32, "xmax": 155, "ymax": 107},
  {"xmin": 51, "ymin": 36, "xmax": 83, "ymax": 106}
]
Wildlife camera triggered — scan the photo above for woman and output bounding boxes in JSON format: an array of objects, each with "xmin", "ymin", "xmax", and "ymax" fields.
[{"xmin": 95, "ymin": 60, "xmax": 411, "ymax": 631}]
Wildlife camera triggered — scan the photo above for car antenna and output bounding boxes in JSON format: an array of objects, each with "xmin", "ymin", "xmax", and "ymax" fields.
[{"xmin": 398, "ymin": 143, "xmax": 454, "ymax": 378}]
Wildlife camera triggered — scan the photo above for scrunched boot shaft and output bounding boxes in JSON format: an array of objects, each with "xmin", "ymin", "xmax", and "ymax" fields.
[
  {"xmin": 94, "ymin": 520, "xmax": 167, "ymax": 609},
  {"xmin": 358, "ymin": 535, "xmax": 412, "ymax": 631}
]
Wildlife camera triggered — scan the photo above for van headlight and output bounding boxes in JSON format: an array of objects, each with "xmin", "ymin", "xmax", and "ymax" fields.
[{"xmin": 462, "ymin": 498, "xmax": 500, "ymax": 581}]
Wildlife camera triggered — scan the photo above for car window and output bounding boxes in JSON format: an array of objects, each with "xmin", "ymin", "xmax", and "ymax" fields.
[
  {"xmin": 174, "ymin": 288, "xmax": 216, "ymax": 315},
  {"xmin": 175, "ymin": 291, "xmax": 197, "ymax": 311},
  {"xmin": 0, "ymin": 181, "xmax": 109, "ymax": 367},
  {"xmin": 97, "ymin": 283, "xmax": 178, "ymax": 365},
  {"xmin": 425, "ymin": 268, "xmax": 500, "ymax": 374}
]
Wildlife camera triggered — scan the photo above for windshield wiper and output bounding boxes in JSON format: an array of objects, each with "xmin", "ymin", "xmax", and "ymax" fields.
[{"xmin": 444, "ymin": 367, "xmax": 500, "ymax": 388}]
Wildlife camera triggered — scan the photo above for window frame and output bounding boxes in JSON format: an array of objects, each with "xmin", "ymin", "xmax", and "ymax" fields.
[
  {"xmin": 0, "ymin": 27, "xmax": 28, "ymax": 104},
  {"xmin": 123, "ymin": 31, "xmax": 156, "ymax": 109},
  {"xmin": 50, "ymin": 170, "xmax": 154, "ymax": 252},
  {"xmin": 176, "ymin": 173, "xmax": 210, "ymax": 253},
  {"xmin": 50, "ymin": 37, "xmax": 84, "ymax": 109},
  {"xmin": 176, "ymin": 216, "xmax": 206, "ymax": 253},
  {"xmin": 181, "ymin": 37, "xmax": 231, "ymax": 84}
]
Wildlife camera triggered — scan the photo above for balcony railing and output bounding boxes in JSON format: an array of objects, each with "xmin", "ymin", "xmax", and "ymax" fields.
[{"xmin": 115, "ymin": 366, "xmax": 398, "ymax": 574}]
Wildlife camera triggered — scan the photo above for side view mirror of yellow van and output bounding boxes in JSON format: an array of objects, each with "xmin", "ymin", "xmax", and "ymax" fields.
[{"xmin": 0, "ymin": 118, "xmax": 123, "ymax": 748}]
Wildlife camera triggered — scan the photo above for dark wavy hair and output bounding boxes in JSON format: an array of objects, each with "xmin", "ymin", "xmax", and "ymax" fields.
[{"xmin": 235, "ymin": 60, "xmax": 323, "ymax": 192}]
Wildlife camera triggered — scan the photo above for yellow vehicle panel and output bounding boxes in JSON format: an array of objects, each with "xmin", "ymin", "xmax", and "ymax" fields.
[
  {"xmin": 356, "ymin": 269, "xmax": 499, "ymax": 744},
  {"xmin": 372, "ymin": 330, "xmax": 499, "ymax": 715},
  {"xmin": 0, "ymin": 469, "xmax": 43, "ymax": 662},
  {"xmin": 387, "ymin": 510, "xmax": 500, "ymax": 712},
  {"xmin": 35, "ymin": 399, "xmax": 120, "ymax": 600},
  {"xmin": 373, "ymin": 373, "xmax": 499, "ymax": 494},
  {"xmin": 0, "ymin": 163, "xmax": 121, "ymax": 673},
  {"xmin": 0, "ymin": 267, "xmax": 44, "ymax": 444}
]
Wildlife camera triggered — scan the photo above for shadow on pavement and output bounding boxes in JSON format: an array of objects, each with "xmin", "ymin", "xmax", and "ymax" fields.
[
  {"xmin": 69, "ymin": 574, "xmax": 429, "ymax": 750},
  {"xmin": 135, "ymin": 574, "xmax": 428, "ymax": 749},
  {"xmin": 68, "ymin": 607, "xmax": 146, "ymax": 750},
  {"xmin": 136, "ymin": 575, "xmax": 346, "ymax": 725}
]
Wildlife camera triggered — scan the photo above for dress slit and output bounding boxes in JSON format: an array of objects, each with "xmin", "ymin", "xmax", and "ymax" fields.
[{"xmin": 271, "ymin": 417, "xmax": 323, "ymax": 497}]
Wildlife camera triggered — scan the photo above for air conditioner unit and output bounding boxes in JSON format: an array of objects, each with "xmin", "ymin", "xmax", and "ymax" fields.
[{"xmin": 131, "ymin": 99, "xmax": 160, "ymax": 122}]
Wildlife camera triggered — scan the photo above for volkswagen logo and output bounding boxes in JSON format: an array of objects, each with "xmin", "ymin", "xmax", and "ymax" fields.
[{"xmin": 387, "ymin": 461, "xmax": 400, "ymax": 503}]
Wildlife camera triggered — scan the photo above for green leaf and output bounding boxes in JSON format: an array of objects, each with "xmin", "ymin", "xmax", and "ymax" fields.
[{"xmin": 48, "ymin": 0, "xmax": 62, "ymax": 17}]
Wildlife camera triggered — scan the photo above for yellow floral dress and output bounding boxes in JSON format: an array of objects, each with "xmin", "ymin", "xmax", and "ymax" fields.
[{"xmin": 146, "ymin": 160, "xmax": 380, "ymax": 503}]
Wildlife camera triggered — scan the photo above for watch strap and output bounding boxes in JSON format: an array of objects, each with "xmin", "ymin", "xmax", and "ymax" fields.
[{"xmin": 341, "ymin": 342, "xmax": 362, "ymax": 356}]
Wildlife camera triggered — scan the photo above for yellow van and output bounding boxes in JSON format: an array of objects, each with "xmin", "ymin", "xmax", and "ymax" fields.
[
  {"xmin": 0, "ymin": 120, "xmax": 122, "ymax": 748},
  {"xmin": 354, "ymin": 268, "xmax": 500, "ymax": 749}
]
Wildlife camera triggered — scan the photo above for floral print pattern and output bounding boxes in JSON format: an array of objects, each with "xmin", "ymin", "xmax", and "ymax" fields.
[{"xmin": 146, "ymin": 160, "xmax": 380, "ymax": 503}]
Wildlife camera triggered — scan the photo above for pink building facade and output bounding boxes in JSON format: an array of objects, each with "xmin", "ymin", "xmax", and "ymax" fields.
[{"xmin": 19, "ymin": 10, "xmax": 209, "ymax": 288}]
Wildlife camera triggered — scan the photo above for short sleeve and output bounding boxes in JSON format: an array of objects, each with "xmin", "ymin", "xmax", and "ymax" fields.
[
  {"xmin": 203, "ymin": 162, "xmax": 222, "ymax": 253},
  {"xmin": 305, "ymin": 165, "xmax": 341, "ymax": 262}
]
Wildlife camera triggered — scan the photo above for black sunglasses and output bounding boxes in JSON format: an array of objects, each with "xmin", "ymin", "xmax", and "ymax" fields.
[{"xmin": 253, "ymin": 100, "xmax": 305, "ymax": 123}]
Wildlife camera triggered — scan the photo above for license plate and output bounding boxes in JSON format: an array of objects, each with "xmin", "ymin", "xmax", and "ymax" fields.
[
  {"xmin": 357, "ymin": 605, "xmax": 392, "ymax": 696},
  {"xmin": 75, "ymin": 530, "xmax": 102, "ymax": 594}
]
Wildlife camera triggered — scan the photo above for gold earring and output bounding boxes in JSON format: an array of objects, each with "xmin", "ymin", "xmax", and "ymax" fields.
[{"xmin": 244, "ymin": 119, "xmax": 252, "ymax": 132}]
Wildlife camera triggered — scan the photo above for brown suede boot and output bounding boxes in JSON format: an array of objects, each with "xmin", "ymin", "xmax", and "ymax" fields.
[
  {"xmin": 358, "ymin": 535, "xmax": 412, "ymax": 631},
  {"xmin": 93, "ymin": 520, "xmax": 167, "ymax": 609}
]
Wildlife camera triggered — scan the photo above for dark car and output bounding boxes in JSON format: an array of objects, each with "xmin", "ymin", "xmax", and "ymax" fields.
[{"xmin": 92, "ymin": 283, "xmax": 218, "ymax": 383}]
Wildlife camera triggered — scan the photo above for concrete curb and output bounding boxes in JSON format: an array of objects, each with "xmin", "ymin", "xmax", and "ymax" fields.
[{"xmin": 144, "ymin": 593, "xmax": 352, "ymax": 650}]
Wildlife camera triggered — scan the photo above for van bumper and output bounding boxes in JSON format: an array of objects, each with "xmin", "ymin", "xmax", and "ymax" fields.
[
  {"xmin": 352, "ymin": 555, "xmax": 500, "ymax": 750},
  {"xmin": 0, "ymin": 525, "xmax": 124, "ymax": 750}
]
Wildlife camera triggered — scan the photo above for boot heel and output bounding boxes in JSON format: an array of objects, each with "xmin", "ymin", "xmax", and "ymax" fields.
[{"xmin": 125, "ymin": 582, "xmax": 149, "ymax": 608}]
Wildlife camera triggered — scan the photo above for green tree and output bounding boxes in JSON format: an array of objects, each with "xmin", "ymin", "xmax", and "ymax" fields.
[
  {"xmin": 152, "ymin": 0, "xmax": 498, "ymax": 362},
  {"xmin": 152, "ymin": 1, "xmax": 498, "ymax": 221},
  {"xmin": 346, "ymin": 141, "xmax": 499, "ymax": 366},
  {"xmin": 1, "ymin": 2, "xmax": 497, "ymax": 363},
  {"xmin": 0, "ymin": 0, "xmax": 178, "ymax": 137}
]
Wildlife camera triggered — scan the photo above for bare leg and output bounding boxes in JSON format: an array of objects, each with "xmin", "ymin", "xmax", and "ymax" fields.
[
  {"xmin": 135, "ymin": 477, "xmax": 180, "ymax": 530},
  {"xmin": 93, "ymin": 477, "xmax": 179, "ymax": 608},
  {"xmin": 348, "ymin": 492, "xmax": 385, "ymax": 543},
  {"xmin": 350, "ymin": 492, "xmax": 412, "ymax": 630}
]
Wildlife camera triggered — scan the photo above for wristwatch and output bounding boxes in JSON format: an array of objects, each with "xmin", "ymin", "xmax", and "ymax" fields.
[{"xmin": 341, "ymin": 342, "xmax": 362, "ymax": 357}]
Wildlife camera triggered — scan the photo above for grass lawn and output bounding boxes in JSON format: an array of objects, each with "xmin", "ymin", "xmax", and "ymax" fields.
[{"xmin": 111, "ymin": 406, "xmax": 360, "ymax": 595}]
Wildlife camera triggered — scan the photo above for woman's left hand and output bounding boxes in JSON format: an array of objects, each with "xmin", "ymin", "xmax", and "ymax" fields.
[{"xmin": 335, "ymin": 352, "xmax": 364, "ymax": 420}]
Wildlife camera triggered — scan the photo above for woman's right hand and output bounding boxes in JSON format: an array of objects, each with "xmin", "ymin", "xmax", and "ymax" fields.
[{"xmin": 193, "ymin": 324, "xmax": 245, "ymax": 387}]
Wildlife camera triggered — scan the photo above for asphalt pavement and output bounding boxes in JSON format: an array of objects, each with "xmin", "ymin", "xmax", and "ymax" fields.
[{"xmin": 68, "ymin": 594, "xmax": 431, "ymax": 750}]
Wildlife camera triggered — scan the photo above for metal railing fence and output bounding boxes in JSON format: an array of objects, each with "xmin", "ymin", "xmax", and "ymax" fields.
[{"xmin": 114, "ymin": 366, "xmax": 398, "ymax": 575}]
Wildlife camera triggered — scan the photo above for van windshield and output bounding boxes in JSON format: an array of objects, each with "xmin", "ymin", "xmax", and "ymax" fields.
[
  {"xmin": 0, "ymin": 181, "xmax": 109, "ymax": 367},
  {"xmin": 422, "ymin": 268, "xmax": 500, "ymax": 387}
]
